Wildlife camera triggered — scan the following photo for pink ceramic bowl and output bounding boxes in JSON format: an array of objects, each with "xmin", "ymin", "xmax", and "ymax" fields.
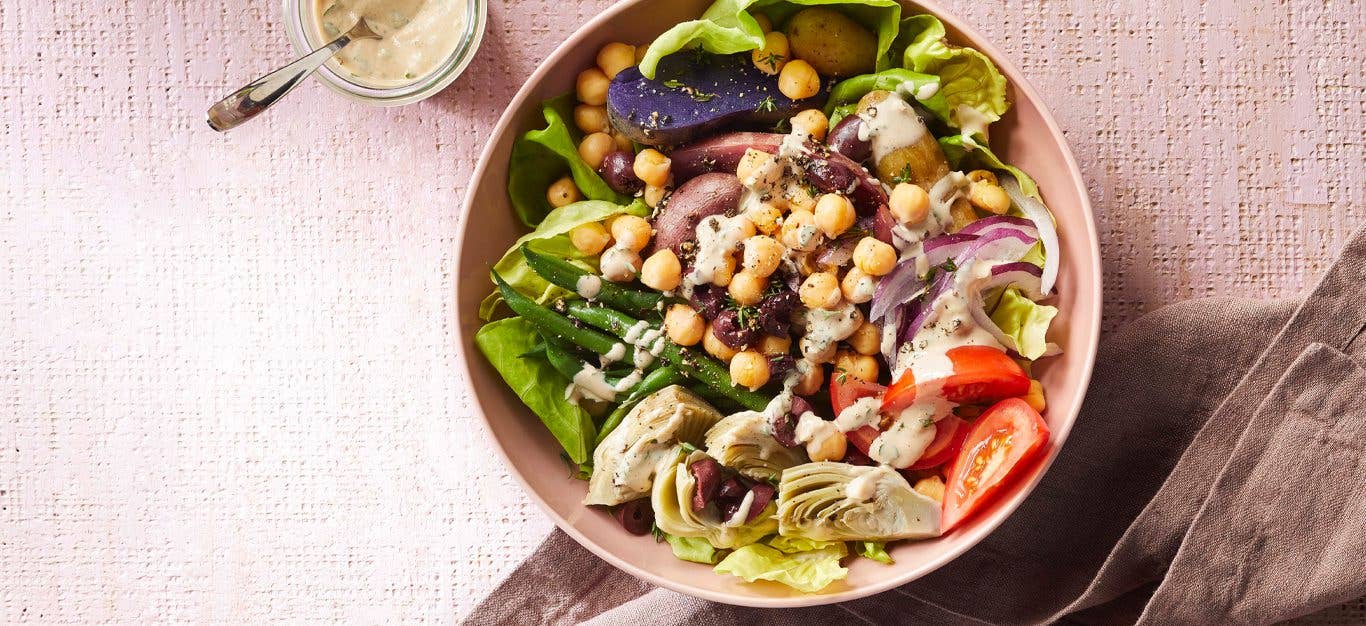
[{"xmin": 455, "ymin": 0, "xmax": 1101, "ymax": 607}]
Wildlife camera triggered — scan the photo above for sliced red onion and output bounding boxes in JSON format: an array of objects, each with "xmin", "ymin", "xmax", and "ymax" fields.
[
  {"xmin": 950, "ymin": 228, "xmax": 1037, "ymax": 267},
  {"xmin": 965, "ymin": 261, "xmax": 1050, "ymax": 357},
  {"xmin": 921, "ymin": 233, "xmax": 978, "ymax": 266},
  {"xmin": 958, "ymin": 215, "xmax": 1036, "ymax": 237},
  {"xmin": 745, "ymin": 483, "xmax": 776, "ymax": 522},
  {"xmin": 1001, "ymin": 175, "xmax": 1059, "ymax": 294},
  {"xmin": 897, "ymin": 270, "xmax": 954, "ymax": 344},
  {"xmin": 870, "ymin": 258, "xmax": 926, "ymax": 322},
  {"xmin": 990, "ymin": 262, "xmax": 1046, "ymax": 299}
]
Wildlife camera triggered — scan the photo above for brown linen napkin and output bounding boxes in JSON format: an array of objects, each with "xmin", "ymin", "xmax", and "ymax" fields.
[{"xmin": 466, "ymin": 228, "xmax": 1366, "ymax": 625}]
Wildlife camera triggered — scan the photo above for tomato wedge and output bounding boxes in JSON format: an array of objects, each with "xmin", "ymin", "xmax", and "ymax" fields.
[
  {"xmin": 941, "ymin": 398, "xmax": 1050, "ymax": 531},
  {"xmin": 882, "ymin": 345, "xmax": 1030, "ymax": 413},
  {"xmin": 830, "ymin": 376, "xmax": 885, "ymax": 416},
  {"xmin": 907, "ymin": 415, "xmax": 967, "ymax": 470}
]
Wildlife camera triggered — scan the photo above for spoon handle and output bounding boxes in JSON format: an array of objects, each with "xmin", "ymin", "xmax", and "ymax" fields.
[{"xmin": 206, "ymin": 34, "xmax": 354, "ymax": 132}]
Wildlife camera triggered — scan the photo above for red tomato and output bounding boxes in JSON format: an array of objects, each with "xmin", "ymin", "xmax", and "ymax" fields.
[
  {"xmin": 941, "ymin": 398, "xmax": 1050, "ymax": 531},
  {"xmin": 881, "ymin": 346, "xmax": 1029, "ymax": 413},
  {"xmin": 907, "ymin": 415, "xmax": 967, "ymax": 470},
  {"xmin": 829, "ymin": 376, "xmax": 884, "ymax": 416}
]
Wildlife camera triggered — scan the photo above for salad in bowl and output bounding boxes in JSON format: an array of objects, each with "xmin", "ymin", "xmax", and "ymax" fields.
[{"xmin": 475, "ymin": 0, "xmax": 1065, "ymax": 594}]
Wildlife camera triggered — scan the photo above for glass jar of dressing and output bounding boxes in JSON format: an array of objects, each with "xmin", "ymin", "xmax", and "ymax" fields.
[{"xmin": 283, "ymin": 0, "xmax": 486, "ymax": 106}]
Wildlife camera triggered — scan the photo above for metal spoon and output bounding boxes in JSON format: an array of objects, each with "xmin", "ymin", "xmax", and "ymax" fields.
[{"xmin": 206, "ymin": 19, "xmax": 379, "ymax": 132}]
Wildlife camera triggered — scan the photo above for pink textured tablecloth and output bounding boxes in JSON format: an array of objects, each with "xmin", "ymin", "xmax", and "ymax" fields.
[{"xmin": 1, "ymin": 0, "xmax": 1362, "ymax": 622}]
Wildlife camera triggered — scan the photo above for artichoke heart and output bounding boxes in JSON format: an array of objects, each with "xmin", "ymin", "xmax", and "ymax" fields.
[
  {"xmin": 778, "ymin": 462, "xmax": 941, "ymax": 541},
  {"xmin": 584, "ymin": 386, "xmax": 723, "ymax": 506},
  {"xmin": 704, "ymin": 410, "xmax": 805, "ymax": 482},
  {"xmin": 652, "ymin": 449, "xmax": 778, "ymax": 549}
]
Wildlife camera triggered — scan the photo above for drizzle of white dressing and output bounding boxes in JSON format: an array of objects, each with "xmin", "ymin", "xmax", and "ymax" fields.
[
  {"xmin": 869, "ymin": 396, "xmax": 946, "ymax": 467},
  {"xmin": 632, "ymin": 347, "xmax": 655, "ymax": 370},
  {"xmin": 599, "ymin": 245, "xmax": 640, "ymax": 281},
  {"xmin": 891, "ymin": 262, "xmax": 1005, "ymax": 383},
  {"xmin": 613, "ymin": 369, "xmax": 643, "ymax": 393},
  {"xmin": 725, "ymin": 489, "xmax": 756, "ymax": 527},
  {"xmin": 623, "ymin": 320, "xmax": 651, "ymax": 343},
  {"xmin": 846, "ymin": 271, "xmax": 878, "ymax": 302},
  {"xmin": 913, "ymin": 81, "xmax": 939, "ymax": 101},
  {"xmin": 954, "ymin": 104, "xmax": 992, "ymax": 143},
  {"xmin": 835, "ymin": 396, "xmax": 882, "ymax": 432},
  {"xmin": 601, "ymin": 343, "xmax": 626, "ymax": 366},
  {"xmin": 611, "ymin": 404, "xmax": 688, "ymax": 491},
  {"xmin": 799, "ymin": 303, "xmax": 864, "ymax": 364},
  {"xmin": 794, "ymin": 411, "xmax": 841, "ymax": 459},
  {"xmin": 576, "ymin": 274, "xmax": 602, "ymax": 300},
  {"xmin": 845, "ymin": 466, "xmax": 893, "ymax": 502},
  {"xmin": 571, "ymin": 364, "xmax": 618, "ymax": 403},
  {"xmin": 857, "ymin": 93, "xmax": 930, "ymax": 165},
  {"xmin": 687, "ymin": 214, "xmax": 752, "ymax": 287}
]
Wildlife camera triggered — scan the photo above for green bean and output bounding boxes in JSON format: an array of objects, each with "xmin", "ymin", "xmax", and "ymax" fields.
[
  {"xmin": 522, "ymin": 245, "xmax": 663, "ymax": 318},
  {"xmin": 493, "ymin": 272, "xmax": 621, "ymax": 355},
  {"xmin": 825, "ymin": 69, "xmax": 937, "ymax": 115},
  {"xmin": 563, "ymin": 301, "xmax": 769, "ymax": 412},
  {"xmin": 594, "ymin": 366, "xmax": 685, "ymax": 447}
]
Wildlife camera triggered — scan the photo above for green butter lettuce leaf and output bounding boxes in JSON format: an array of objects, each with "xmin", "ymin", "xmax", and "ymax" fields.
[
  {"xmin": 938, "ymin": 134, "xmax": 1041, "ymax": 201},
  {"xmin": 475, "ymin": 317, "xmax": 596, "ymax": 463},
  {"xmin": 509, "ymin": 94, "xmax": 627, "ymax": 227},
  {"xmin": 666, "ymin": 534, "xmax": 722, "ymax": 564},
  {"xmin": 639, "ymin": 0, "xmax": 902, "ymax": 80},
  {"xmin": 824, "ymin": 68, "xmax": 939, "ymax": 122},
  {"xmin": 854, "ymin": 541, "xmax": 893, "ymax": 564},
  {"xmin": 895, "ymin": 14, "xmax": 1008, "ymax": 138},
  {"xmin": 714, "ymin": 541, "xmax": 849, "ymax": 592},
  {"xmin": 479, "ymin": 199, "xmax": 650, "ymax": 321},
  {"xmin": 990, "ymin": 286, "xmax": 1058, "ymax": 360},
  {"xmin": 767, "ymin": 535, "xmax": 840, "ymax": 553}
]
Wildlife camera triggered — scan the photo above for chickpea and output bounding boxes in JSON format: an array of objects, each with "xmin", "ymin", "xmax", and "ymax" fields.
[
  {"xmin": 840, "ymin": 266, "xmax": 876, "ymax": 304},
  {"xmin": 596, "ymin": 42, "xmax": 636, "ymax": 79},
  {"xmin": 778, "ymin": 59, "xmax": 821, "ymax": 100},
  {"xmin": 728, "ymin": 270, "xmax": 768, "ymax": 306},
  {"xmin": 741, "ymin": 235, "xmax": 783, "ymax": 277},
  {"xmin": 758, "ymin": 334, "xmax": 792, "ymax": 355},
  {"xmin": 735, "ymin": 149, "xmax": 780, "ymax": 188},
  {"xmin": 914, "ymin": 475, "xmax": 946, "ymax": 502},
  {"xmin": 888, "ymin": 182, "xmax": 930, "ymax": 225},
  {"xmin": 664, "ymin": 304, "xmax": 706, "ymax": 346},
  {"xmin": 853, "ymin": 237, "xmax": 896, "ymax": 276},
  {"xmin": 780, "ymin": 209, "xmax": 820, "ymax": 251},
  {"xmin": 791, "ymin": 109, "xmax": 829, "ymax": 141},
  {"xmin": 967, "ymin": 169, "xmax": 998, "ymax": 185},
  {"xmin": 575, "ymin": 67, "xmax": 610, "ymax": 105},
  {"xmin": 750, "ymin": 202, "xmax": 783, "ymax": 236},
  {"xmin": 784, "ymin": 182, "xmax": 817, "ymax": 212},
  {"xmin": 813, "ymin": 193, "xmax": 855, "ymax": 237},
  {"xmin": 793, "ymin": 361, "xmax": 824, "ymax": 395},
  {"xmin": 600, "ymin": 246, "xmax": 641, "ymax": 282},
  {"xmin": 568, "ymin": 222, "xmax": 610, "ymax": 255},
  {"xmin": 848, "ymin": 321, "xmax": 881, "ymax": 356},
  {"xmin": 710, "ymin": 253, "xmax": 737, "ymax": 287},
  {"xmin": 703, "ymin": 323, "xmax": 739, "ymax": 362},
  {"xmin": 805, "ymin": 430, "xmax": 847, "ymax": 463},
  {"xmin": 969, "ymin": 180, "xmax": 1012, "ymax": 215},
  {"xmin": 547, "ymin": 176, "xmax": 582, "ymax": 208},
  {"xmin": 572, "ymin": 104, "xmax": 609, "ymax": 135},
  {"xmin": 753, "ymin": 12, "xmax": 773, "ymax": 33},
  {"xmin": 578, "ymin": 132, "xmax": 615, "ymax": 169},
  {"xmin": 609, "ymin": 129, "xmax": 634, "ymax": 152},
  {"xmin": 730, "ymin": 350, "xmax": 772, "ymax": 391},
  {"xmin": 632, "ymin": 148, "xmax": 671, "ymax": 188},
  {"xmin": 729, "ymin": 215, "xmax": 758, "ymax": 241},
  {"xmin": 1023, "ymin": 379, "xmax": 1046, "ymax": 413},
  {"xmin": 609, "ymin": 215, "xmax": 653, "ymax": 252},
  {"xmin": 643, "ymin": 184, "xmax": 667, "ymax": 208},
  {"xmin": 800, "ymin": 271, "xmax": 842, "ymax": 309},
  {"xmin": 752, "ymin": 31, "xmax": 789, "ymax": 76},
  {"xmin": 633, "ymin": 44, "xmax": 649, "ymax": 65},
  {"xmin": 835, "ymin": 349, "xmax": 879, "ymax": 382},
  {"xmin": 640, "ymin": 249, "xmax": 682, "ymax": 291}
]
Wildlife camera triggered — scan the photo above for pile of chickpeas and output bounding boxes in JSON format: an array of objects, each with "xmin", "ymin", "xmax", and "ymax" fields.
[{"xmin": 748, "ymin": 14, "xmax": 822, "ymax": 101}]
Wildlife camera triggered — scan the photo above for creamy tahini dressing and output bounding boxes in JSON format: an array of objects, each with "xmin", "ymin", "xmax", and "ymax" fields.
[
  {"xmin": 794, "ymin": 410, "xmax": 839, "ymax": 449},
  {"xmin": 835, "ymin": 396, "xmax": 881, "ymax": 432},
  {"xmin": 315, "ymin": 0, "xmax": 467, "ymax": 87},
  {"xmin": 799, "ymin": 303, "xmax": 863, "ymax": 364},
  {"xmin": 845, "ymin": 465, "xmax": 893, "ymax": 502},
  {"xmin": 724, "ymin": 490, "xmax": 756, "ymax": 526},
  {"xmin": 576, "ymin": 274, "xmax": 602, "ymax": 300},
  {"xmin": 869, "ymin": 396, "xmax": 944, "ymax": 467},
  {"xmin": 857, "ymin": 93, "xmax": 929, "ymax": 165}
]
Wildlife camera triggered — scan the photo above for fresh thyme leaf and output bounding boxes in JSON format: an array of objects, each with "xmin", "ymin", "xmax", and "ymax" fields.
[
  {"xmin": 650, "ymin": 522, "xmax": 666, "ymax": 542},
  {"xmin": 680, "ymin": 441, "xmax": 699, "ymax": 453},
  {"xmin": 835, "ymin": 368, "xmax": 848, "ymax": 384},
  {"xmin": 755, "ymin": 96, "xmax": 777, "ymax": 113},
  {"xmin": 919, "ymin": 416, "xmax": 934, "ymax": 428},
  {"xmin": 662, "ymin": 78, "xmax": 717, "ymax": 102},
  {"xmin": 662, "ymin": 79, "xmax": 684, "ymax": 89},
  {"xmin": 891, "ymin": 164, "xmax": 914, "ymax": 185}
]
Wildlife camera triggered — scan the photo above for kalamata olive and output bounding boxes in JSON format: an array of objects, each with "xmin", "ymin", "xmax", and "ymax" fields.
[
  {"xmin": 715, "ymin": 477, "xmax": 749, "ymax": 519},
  {"xmin": 614, "ymin": 498, "xmax": 654, "ymax": 535},
  {"xmin": 597, "ymin": 151, "xmax": 644, "ymax": 195},
  {"xmin": 689, "ymin": 284, "xmax": 727, "ymax": 320},
  {"xmin": 843, "ymin": 446, "xmax": 876, "ymax": 466},
  {"xmin": 711, "ymin": 309, "xmax": 759, "ymax": 349},
  {"xmin": 688, "ymin": 457, "xmax": 723, "ymax": 512},
  {"xmin": 756, "ymin": 289, "xmax": 797, "ymax": 338},
  {"xmin": 827, "ymin": 115, "xmax": 872, "ymax": 163},
  {"xmin": 769, "ymin": 395, "xmax": 808, "ymax": 448},
  {"xmin": 856, "ymin": 203, "xmax": 896, "ymax": 244},
  {"xmin": 768, "ymin": 355, "xmax": 795, "ymax": 382},
  {"xmin": 746, "ymin": 483, "xmax": 777, "ymax": 522}
]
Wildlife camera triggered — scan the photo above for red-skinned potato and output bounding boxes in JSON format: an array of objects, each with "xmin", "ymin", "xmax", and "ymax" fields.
[{"xmin": 648, "ymin": 172, "xmax": 745, "ymax": 256}]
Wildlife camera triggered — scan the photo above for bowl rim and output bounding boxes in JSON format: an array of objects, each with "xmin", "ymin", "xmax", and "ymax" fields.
[{"xmin": 453, "ymin": 0, "xmax": 1101, "ymax": 608}]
